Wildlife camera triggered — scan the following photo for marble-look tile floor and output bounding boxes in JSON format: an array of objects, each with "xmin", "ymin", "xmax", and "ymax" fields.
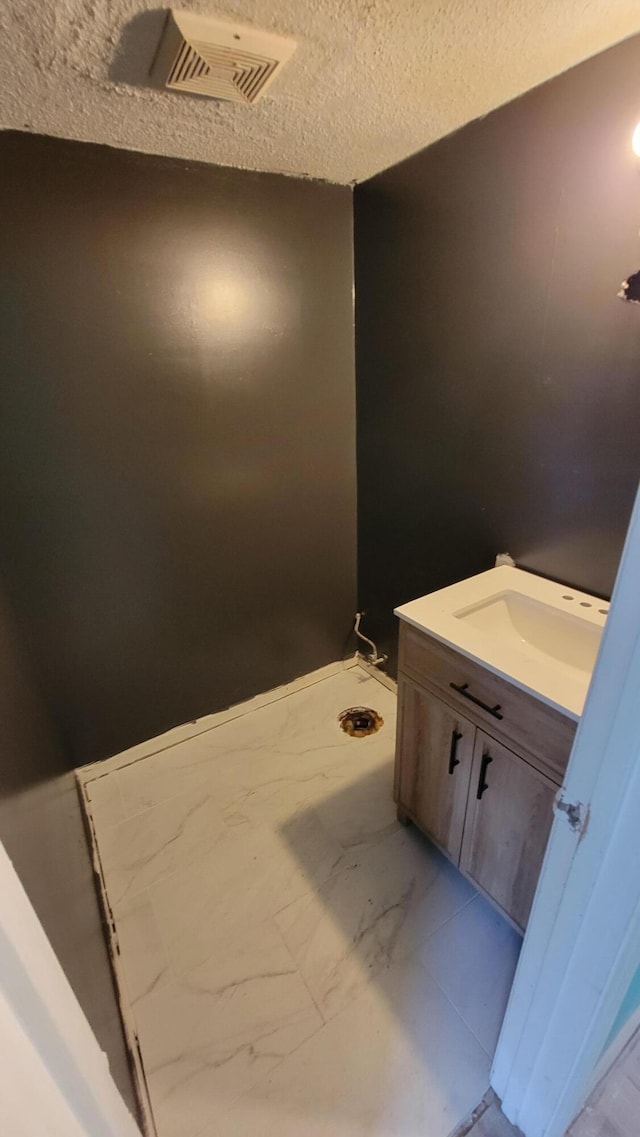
[{"xmin": 80, "ymin": 664, "xmax": 521, "ymax": 1137}]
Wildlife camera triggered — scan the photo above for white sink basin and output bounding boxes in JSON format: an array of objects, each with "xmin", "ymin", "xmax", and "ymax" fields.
[
  {"xmin": 454, "ymin": 591, "xmax": 602, "ymax": 675},
  {"xmin": 395, "ymin": 566, "xmax": 609, "ymax": 719}
]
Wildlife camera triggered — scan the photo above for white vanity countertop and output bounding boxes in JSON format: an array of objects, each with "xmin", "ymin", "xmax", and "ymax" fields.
[{"xmin": 395, "ymin": 566, "xmax": 609, "ymax": 720}]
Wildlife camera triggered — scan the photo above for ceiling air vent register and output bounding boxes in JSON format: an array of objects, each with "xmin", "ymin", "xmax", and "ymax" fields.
[{"xmin": 150, "ymin": 11, "xmax": 297, "ymax": 105}]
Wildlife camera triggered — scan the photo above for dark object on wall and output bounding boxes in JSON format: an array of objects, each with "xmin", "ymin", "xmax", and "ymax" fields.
[
  {"xmin": 355, "ymin": 33, "xmax": 640, "ymax": 674},
  {"xmin": 0, "ymin": 132, "xmax": 356, "ymax": 764},
  {"xmin": 618, "ymin": 268, "xmax": 640, "ymax": 303}
]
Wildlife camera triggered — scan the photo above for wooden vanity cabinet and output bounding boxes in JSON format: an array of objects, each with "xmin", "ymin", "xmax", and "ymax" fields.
[
  {"xmin": 394, "ymin": 623, "xmax": 577, "ymax": 932},
  {"xmin": 460, "ymin": 733, "xmax": 557, "ymax": 930},
  {"xmin": 394, "ymin": 679, "xmax": 475, "ymax": 863}
]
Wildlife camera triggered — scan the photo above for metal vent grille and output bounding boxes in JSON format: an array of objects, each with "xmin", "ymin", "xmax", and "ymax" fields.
[{"xmin": 151, "ymin": 11, "xmax": 296, "ymax": 106}]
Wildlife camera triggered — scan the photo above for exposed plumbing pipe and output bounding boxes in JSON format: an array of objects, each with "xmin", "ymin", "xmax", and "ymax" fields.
[{"xmin": 353, "ymin": 612, "xmax": 388, "ymax": 668}]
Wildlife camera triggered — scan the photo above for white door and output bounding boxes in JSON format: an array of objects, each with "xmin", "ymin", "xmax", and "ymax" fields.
[{"xmin": 493, "ymin": 482, "xmax": 640, "ymax": 1137}]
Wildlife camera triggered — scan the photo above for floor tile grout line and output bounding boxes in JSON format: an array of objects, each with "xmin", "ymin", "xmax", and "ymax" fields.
[
  {"xmin": 267, "ymin": 837, "xmax": 481, "ymax": 1029},
  {"xmin": 184, "ymin": 999, "xmax": 331, "ymax": 1137},
  {"xmin": 124, "ymin": 834, "xmax": 397, "ymax": 1011},
  {"xmin": 404, "ymin": 885, "xmax": 522, "ymax": 1052},
  {"xmin": 267, "ymin": 911, "xmax": 330, "ymax": 1027},
  {"xmin": 415, "ymin": 890, "xmax": 480, "ymax": 949},
  {"xmin": 82, "ymin": 672, "xmax": 397, "ymax": 832},
  {"xmin": 103, "ymin": 798, "xmax": 359, "ymax": 919},
  {"xmin": 83, "ymin": 659, "xmax": 505, "ymax": 1137},
  {"xmin": 84, "ymin": 726, "xmax": 368, "ymax": 831},
  {"xmin": 269, "ymin": 823, "xmax": 393, "ymax": 923},
  {"xmin": 124, "ymin": 884, "xmax": 184, "ymax": 1002},
  {"xmin": 421, "ymin": 960, "xmax": 497, "ymax": 1059},
  {"xmin": 97, "ymin": 870, "xmax": 329, "ymax": 1137},
  {"xmin": 142, "ymin": 871, "xmax": 329, "ymax": 1037},
  {"xmin": 112, "ymin": 796, "xmax": 398, "ymax": 986},
  {"xmin": 269, "ymin": 822, "xmax": 474, "ymax": 949},
  {"xmin": 99, "ymin": 738, "xmax": 401, "ymax": 917},
  {"xmin": 147, "ymin": 911, "xmax": 179, "ymax": 998},
  {"xmin": 103, "ymin": 840, "xmax": 489, "ymax": 1031},
  {"xmin": 114, "ymin": 884, "xmax": 330, "ymax": 1133},
  {"xmin": 412, "ymin": 889, "xmax": 521, "ymax": 1060},
  {"xmin": 90, "ymin": 777, "xmax": 481, "ymax": 1005},
  {"xmin": 78, "ymin": 658, "xmax": 365, "ymax": 784},
  {"xmin": 86, "ymin": 668, "xmax": 505, "ymax": 1135},
  {"xmin": 90, "ymin": 772, "xmax": 232, "ymax": 834}
]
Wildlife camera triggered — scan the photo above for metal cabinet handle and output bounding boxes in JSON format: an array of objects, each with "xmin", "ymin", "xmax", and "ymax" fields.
[
  {"xmin": 450, "ymin": 681, "xmax": 503, "ymax": 720},
  {"xmin": 477, "ymin": 752, "xmax": 493, "ymax": 799},
  {"xmin": 448, "ymin": 730, "xmax": 463, "ymax": 775}
]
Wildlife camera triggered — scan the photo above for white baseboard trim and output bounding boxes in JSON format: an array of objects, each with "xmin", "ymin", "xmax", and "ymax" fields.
[{"xmin": 356, "ymin": 655, "xmax": 398, "ymax": 694}]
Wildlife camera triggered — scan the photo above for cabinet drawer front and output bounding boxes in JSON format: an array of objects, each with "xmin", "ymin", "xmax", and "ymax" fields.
[
  {"xmin": 460, "ymin": 732, "xmax": 556, "ymax": 931},
  {"xmin": 398, "ymin": 623, "xmax": 576, "ymax": 783},
  {"xmin": 394, "ymin": 678, "xmax": 474, "ymax": 863}
]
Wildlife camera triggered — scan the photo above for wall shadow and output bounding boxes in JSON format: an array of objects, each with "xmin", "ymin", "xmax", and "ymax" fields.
[{"xmin": 108, "ymin": 9, "xmax": 168, "ymax": 88}]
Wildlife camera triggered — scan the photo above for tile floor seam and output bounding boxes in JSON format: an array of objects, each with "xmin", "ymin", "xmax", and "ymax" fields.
[
  {"xmin": 84, "ymin": 696, "xmax": 395, "ymax": 833},
  {"xmin": 129, "ymin": 887, "xmax": 178, "ymax": 1003},
  {"xmin": 95, "ymin": 769, "xmax": 128, "ymax": 828},
  {"xmin": 198, "ymin": 952, "xmax": 493, "ymax": 1137},
  {"xmin": 261, "ymin": 912, "xmax": 330, "ymax": 1028},
  {"xmin": 269, "ymin": 843, "xmax": 368, "ymax": 923},
  {"xmin": 273, "ymin": 821, "xmax": 468, "ymax": 925},
  {"xmin": 106, "ymin": 842, "xmax": 218, "ymax": 914},
  {"xmin": 124, "ymin": 812, "xmax": 358, "ymax": 940},
  {"xmin": 419, "ymin": 954, "xmax": 495, "ymax": 1059},
  {"xmin": 83, "ymin": 721, "xmax": 376, "ymax": 831},
  {"xmin": 134, "ymin": 807, "xmax": 355, "ymax": 988},
  {"xmin": 407, "ymin": 950, "xmax": 485, "ymax": 1040},
  {"xmin": 78, "ymin": 659, "xmax": 361, "ymax": 782},
  {"xmin": 97, "ymin": 774, "xmax": 229, "ymax": 833},
  {"xmin": 113, "ymin": 772, "xmax": 127, "ymax": 822},
  {"xmin": 137, "ymin": 969, "xmax": 328, "ymax": 1137},
  {"xmin": 423, "ymin": 964, "xmax": 496, "ymax": 1073},
  {"xmin": 267, "ymin": 837, "xmax": 474, "ymax": 1016},
  {"xmin": 90, "ymin": 859, "xmax": 177, "ymax": 1014},
  {"xmin": 407, "ymin": 890, "xmax": 521, "ymax": 1058},
  {"xmin": 413, "ymin": 891, "xmax": 480, "ymax": 950},
  {"xmin": 80, "ymin": 667, "xmax": 512, "ymax": 1137}
]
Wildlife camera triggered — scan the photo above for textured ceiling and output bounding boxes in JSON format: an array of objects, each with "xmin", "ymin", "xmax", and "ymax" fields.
[{"xmin": 2, "ymin": 1, "xmax": 640, "ymax": 184}]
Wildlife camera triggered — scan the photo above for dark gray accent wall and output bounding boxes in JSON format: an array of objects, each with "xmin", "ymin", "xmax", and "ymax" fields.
[
  {"xmin": 355, "ymin": 34, "xmax": 640, "ymax": 672},
  {"xmin": 0, "ymin": 132, "xmax": 356, "ymax": 764},
  {"xmin": 0, "ymin": 588, "xmax": 137, "ymax": 1114}
]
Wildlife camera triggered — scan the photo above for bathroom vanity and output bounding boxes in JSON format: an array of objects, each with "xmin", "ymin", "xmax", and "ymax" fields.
[{"xmin": 393, "ymin": 567, "xmax": 607, "ymax": 932}]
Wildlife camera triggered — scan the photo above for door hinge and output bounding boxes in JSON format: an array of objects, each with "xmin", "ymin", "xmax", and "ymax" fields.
[{"xmin": 554, "ymin": 792, "xmax": 589, "ymax": 837}]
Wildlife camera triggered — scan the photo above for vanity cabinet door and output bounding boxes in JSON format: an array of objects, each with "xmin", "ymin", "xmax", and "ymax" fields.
[
  {"xmin": 395, "ymin": 678, "xmax": 475, "ymax": 863},
  {"xmin": 460, "ymin": 732, "xmax": 556, "ymax": 931}
]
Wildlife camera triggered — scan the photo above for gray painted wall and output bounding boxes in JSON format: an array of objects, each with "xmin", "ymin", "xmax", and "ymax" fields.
[
  {"xmin": 355, "ymin": 33, "xmax": 640, "ymax": 672},
  {"xmin": 0, "ymin": 133, "xmax": 356, "ymax": 764},
  {"xmin": 0, "ymin": 587, "xmax": 137, "ymax": 1113},
  {"xmin": 0, "ymin": 132, "xmax": 356, "ymax": 1112}
]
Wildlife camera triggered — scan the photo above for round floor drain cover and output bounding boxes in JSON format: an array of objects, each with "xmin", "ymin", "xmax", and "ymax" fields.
[{"xmin": 338, "ymin": 706, "xmax": 383, "ymax": 737}]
